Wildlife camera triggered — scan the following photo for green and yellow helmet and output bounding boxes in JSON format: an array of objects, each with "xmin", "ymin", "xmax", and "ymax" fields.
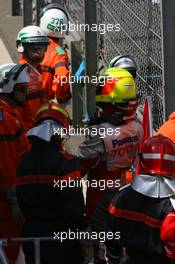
[{"xmin": 96, "ymin": 67, "xmax": 136, "ymax": 104}]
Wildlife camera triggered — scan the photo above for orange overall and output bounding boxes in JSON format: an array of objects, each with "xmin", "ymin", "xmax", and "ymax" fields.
[{"xmin": 0, "ymin": 98, "xmax": 29, "ymax": 263}]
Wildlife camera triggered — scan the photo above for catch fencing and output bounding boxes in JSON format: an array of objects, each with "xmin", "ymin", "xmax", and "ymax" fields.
[
  {"xmin": 64, "ymin": 0, "xmax": 163, "ymax": 129},
  {"xmin": 22, "ymin": 0, "xmax": 171, "ymax": 128}
]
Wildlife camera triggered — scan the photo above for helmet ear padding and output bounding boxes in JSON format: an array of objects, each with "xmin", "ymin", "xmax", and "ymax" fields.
[
  {"xmin": 16, "ymin": 39, "xmax": 24, "ymax": 53},
  {"xmin": 17, "ymin": 45, "xmax": 24, "ymax": 53}
]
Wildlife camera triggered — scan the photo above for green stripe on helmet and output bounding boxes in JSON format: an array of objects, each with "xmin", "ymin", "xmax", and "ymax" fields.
[{"xmin": 21, "ymin": 36, "xmax": 49, "ymax": 44}]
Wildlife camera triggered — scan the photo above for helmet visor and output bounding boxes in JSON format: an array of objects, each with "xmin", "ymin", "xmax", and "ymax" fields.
[{"xmin": 21, "ymin": 36, "xmax": 49, "ymax": 44}]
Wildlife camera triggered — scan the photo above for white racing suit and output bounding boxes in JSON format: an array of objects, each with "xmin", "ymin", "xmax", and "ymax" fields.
[{"xmin": 75, "ymin": 119, "xmax": 143, "ymax": 264}]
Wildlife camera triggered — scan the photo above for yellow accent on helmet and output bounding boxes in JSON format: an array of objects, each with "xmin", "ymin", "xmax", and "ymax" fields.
[
  {"xmin": 96, "ymin": 67, "xmax": 136, "ymax": 104},
  {"xmin": 37, "ymin": 102, "xmax": 69, "ymax": 118},
  {"xmin": 52, "ymin": 105, "xmax": 69, "ymax": 118}
]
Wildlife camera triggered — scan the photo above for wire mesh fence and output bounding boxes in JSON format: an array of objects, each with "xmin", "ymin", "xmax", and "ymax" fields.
[
  {"xmin": 63, "ymin": 0, "xmax": 163, "ymax": 129},
  {"xmin": 98, "ymin": 0, "xmax": 163, "ymax": 129},
  {"xmin": 64, "ymin": 0, "xmax": 84, "ymax": 25},
  {"xmin": 22, "ymin": 0, "xmax": 163, "ymax": 129},
  {"xmin": 64, "ymin": 0, "xmax": 85, "ymax": 41}
]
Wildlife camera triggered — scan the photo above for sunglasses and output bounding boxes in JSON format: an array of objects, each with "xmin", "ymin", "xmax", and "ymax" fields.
[{"xmin": 24, "ymin": 43, "xmax": 48, "ymax": 51}]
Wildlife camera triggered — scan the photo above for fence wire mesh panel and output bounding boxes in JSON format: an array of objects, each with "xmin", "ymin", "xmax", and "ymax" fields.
[
  {"xmin": 96, "ymin": 0, "xmax": 163, "ymax": 129},
  {"xmin": 64, "ymin": 0, "xmax": 85, "ymax": 39},
  {"xmin": 62, "ymin": 0, "xmax": 164, "ymax": 129}
]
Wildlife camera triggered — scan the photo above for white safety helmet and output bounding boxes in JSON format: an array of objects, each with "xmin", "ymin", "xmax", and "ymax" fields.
[
  {"xmin": 0, "ymin": 63, "xmax": 41, "ymax": 94},
  {"xmin": 108, "ymin": 55, "xmax": 137, "ymax": 79},
  {"xmin": 40, "ymin": 3, "xmax": 69, "ymax": 38},
  {"xmin": 16, "ymin": 25, "xmax": 49, "ymax": 53}
]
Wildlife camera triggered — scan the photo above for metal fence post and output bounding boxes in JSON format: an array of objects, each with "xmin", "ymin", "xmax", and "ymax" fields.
[
  {"xmin": 36, "ymin": 0, "xmax": 46, "ymax": 25},
  {"xmin": 161, "ymin": 0, "xmax": 175, "ymax": 120},
  {"xmin": 23, "ymin": 0, "xmax": 33, "ymax": 26},
  {"xmin": 84, "ymin": 0, "xmax": 97, "ymax": 122},
  {"xmin": 12, "ymin": 0, "xmax": 21, "ymax": 16}
]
